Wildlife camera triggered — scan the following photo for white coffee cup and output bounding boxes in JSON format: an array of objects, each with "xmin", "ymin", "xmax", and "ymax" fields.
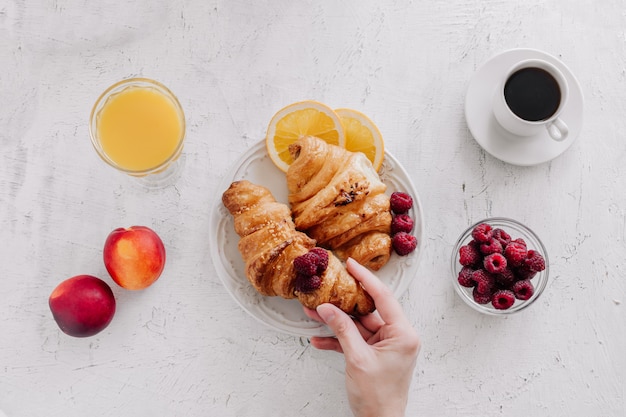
[{"xmin": 493, "ymin": 59, "xmax": 569, "ymax": 141}]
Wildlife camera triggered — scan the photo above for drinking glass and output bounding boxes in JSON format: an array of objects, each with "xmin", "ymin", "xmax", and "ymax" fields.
[{"xmin": 89, "ymin": 78, "xmax": 186, "ymax": 189}]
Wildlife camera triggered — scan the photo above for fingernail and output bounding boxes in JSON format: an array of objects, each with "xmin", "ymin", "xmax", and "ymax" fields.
[
  {"xmin": 346, "ymin": 257, "xmax": 363, "ymax": 270},
  {"xmin": 316, "ymin": 304, "xmax": 335, "ymax": 323}
]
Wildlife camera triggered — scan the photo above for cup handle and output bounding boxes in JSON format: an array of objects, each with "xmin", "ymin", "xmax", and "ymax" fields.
[{"xmin": 546, "ymin": 118, "xmax": 568, "ymax": 142}]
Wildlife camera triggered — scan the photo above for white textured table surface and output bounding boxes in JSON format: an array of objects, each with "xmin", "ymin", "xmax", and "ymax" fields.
[{"xmin": 1, "ymin": 1, "xmax": 624, "ymax": 416}]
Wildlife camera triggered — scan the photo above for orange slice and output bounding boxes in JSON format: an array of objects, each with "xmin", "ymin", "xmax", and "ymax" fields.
[
  {"xmin": 335, "ymin": 108, "xmax": 384, "ymax": 171},
  {"xmin": 266, "ymin": 101, "xmax": 345, "ymax": 172}
]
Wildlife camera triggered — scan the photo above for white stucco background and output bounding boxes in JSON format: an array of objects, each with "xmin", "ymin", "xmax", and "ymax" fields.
[{"xmin": 1, "ymin": 1, "xmax": 624, "ymax": 416}]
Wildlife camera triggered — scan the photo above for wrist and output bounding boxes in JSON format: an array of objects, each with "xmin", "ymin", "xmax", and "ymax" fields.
[{"xmin": 352, "ymin": 399, "xmax": 406, "ymax": 417}]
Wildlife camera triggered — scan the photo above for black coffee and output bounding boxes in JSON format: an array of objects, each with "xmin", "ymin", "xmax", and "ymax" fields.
[{"xmin": 504, "ymin": 67, "xmax": 561, "ymax": 121}]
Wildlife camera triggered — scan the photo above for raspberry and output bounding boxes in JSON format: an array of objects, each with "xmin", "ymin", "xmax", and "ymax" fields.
[
  {"xmin": 512, "ymin": 279, "xmax": 535, "ymax": 300},
  {"xmin": 524, "ymin": 250, "xmax": 546, "ymax": 272},
  {"xmin": 459, "ymin": 242, "xmax": 481, "ymax": 266},
  {"xmin": 392, "ymin": 232, "xmax": 417, "ymax": 256},
  {"xmin": 514, "ymin": 266, "xmax": 537, "ymax": 281},
  {"xmin": 492, "ymin": 228, "xmax": 511, "ymax": 247},
  {"xmin": 471, "ymin": 223, "xmax": 493, "ymax": 243},
  {"xmin": 309, "ymin": 247, "xmax": 329, "ymax": 274},
  {"xmin": 472, "ymin": 269, "xmax": 495, "ymax": 295},
  {"xmin": 390, "ymin": 192, "xmax": 413, "ymax": 214},
  {"xmin": 294, "ymin": 248, "xmax": 329, "ymax": 276},
  {"xmin": 294, "ymin": 273, "xmax": 322, "ymax": 293},
  {"xmin": 491, "ymin": 289, "xmax": 516, "ymax": 310},
  {"xmin": 483, "ymin": 253, "xmax": 507, "ymax": 274},
  {"xmin": 391, "ymin": 214, "xmax": 414, "ymax": 234},
  {"xmin": 457, "ymin": 266, "xmax": 475, "ymax": 287},
  {"xmin": 293, "ymin": 252, "xmax": 319, "ymax": 276},
  {"xmin": 504, "ymin": 241, "xmax": 528, "ymax": 267},
  {"xmin": 309, "ymin": 247, "xmax": 327, "ymax": 257},
  {"xmin": 480, "ymin": 238, "xmax": 503, "ymax": 255},
  {"xmin": 512, "ymin": 238, "xmax": 527, "ymax": 248},
  {"xmin": 495, "ymin": 267, "xmax": 515, "ymax": 287},
  {"xmin": 472, "ymin": 286, "xmax": 491, "ymax": 304}
]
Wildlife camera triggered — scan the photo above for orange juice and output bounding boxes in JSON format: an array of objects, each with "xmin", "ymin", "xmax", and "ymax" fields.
[{"xmin": 91, "ymin": 79, "xmax": 185, "ymax": 173}]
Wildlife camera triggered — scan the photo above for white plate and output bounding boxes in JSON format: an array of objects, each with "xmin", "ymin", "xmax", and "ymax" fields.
[
  {"xmin": 209, "ymin": 140, "xmax": 424, "ymax": 337},
  {"xmin": 465, "ymin": 48, "xmax": 584, "ymax": 166}
]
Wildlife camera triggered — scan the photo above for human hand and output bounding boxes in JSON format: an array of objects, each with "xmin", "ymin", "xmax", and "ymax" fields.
[{"xmin": 304, "ymin": 258, "xmax": 420, "ymax": 417}]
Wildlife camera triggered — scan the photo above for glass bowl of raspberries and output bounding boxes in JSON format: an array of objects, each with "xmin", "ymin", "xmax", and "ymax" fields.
[{"xmin": 451, "ymin": 218, "xmax": 549, "ymax": 315}]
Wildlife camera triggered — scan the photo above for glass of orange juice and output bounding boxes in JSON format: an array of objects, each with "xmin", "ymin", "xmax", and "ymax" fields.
[{"xmin": 89, "ymin": 78, "xmax": 186, "ymax": 188}]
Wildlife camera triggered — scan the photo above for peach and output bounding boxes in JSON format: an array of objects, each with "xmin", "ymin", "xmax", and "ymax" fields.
[
  {"xmin": 103, "ymin": 225, "xmax": 166, "ymax": 290},
  {"xmin": 49, "ymin": 275, "xmax": 116, "ymax": 337}
]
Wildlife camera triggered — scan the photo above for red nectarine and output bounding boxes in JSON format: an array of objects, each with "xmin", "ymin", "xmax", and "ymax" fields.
[
  {"xmin": 103, "ymin": 226, "xmax": 166, "ymax": 290},
  {"xmin": 49, "ymin": 275, "xmax": 116, "ymax": 337}
]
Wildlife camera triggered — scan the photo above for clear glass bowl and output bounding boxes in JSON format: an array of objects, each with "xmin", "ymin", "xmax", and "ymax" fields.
[{"xmin": 451, "ymin": 217, "xmax": 549, "ymax": 315}]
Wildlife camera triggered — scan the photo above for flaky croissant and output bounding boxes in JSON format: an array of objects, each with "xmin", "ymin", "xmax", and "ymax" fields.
[
  {"xmin": 222, "ymin": 180, "xmax": 375, "ymax": 316},
  {"xmin": 287, "ymin": 136, "xmax": 392, "ymax": 270}
]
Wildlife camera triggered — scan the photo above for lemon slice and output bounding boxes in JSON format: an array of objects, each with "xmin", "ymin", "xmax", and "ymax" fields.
[
  {"xmin": 335, "ymin": 108, "xmax": 384, "ymax": 171},
  {"xmin": 266, "ymin": 100, "xmax": 345, "ymax": 172}
]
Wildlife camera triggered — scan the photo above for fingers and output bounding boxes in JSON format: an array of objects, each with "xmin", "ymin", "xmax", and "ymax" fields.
[
  {"xmin": 354, "ymin": 320, "xmax": 375, "ymax": 341},
  {"xmin": 304, "ymin": 307, "xmax": 346, "ymax": 352},
  {"xmin": 315, "ymin": 303, "xmax": 367, "ymax": 355},
  {"xmin": 346, "ymin": 258, "xmax": 407, "ymax": 325},
  {"xmin": 303, "ymin": 257, "xmax": 406, "ymax": 354},
  {"xmin": 309, "ymin": 336, "xmax": 343, "ymax": 353},
  {"xmin": 358, "ymin": 310, "xmax": 385, "ymax": 333},
  {"xmin": 303, "ymin": 305, "xmax": 384, "ymax": 336},
  {"xmin": 303, "ymin": 306, "xmax": 323, "ymax": 322}
]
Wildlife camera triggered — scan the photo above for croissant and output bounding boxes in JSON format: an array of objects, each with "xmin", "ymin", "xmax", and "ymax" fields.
[
  {"xmin": 222, "ymin": 180, "xmax": 375, "ymax": 316},
  {"xmin": 286, "ymin": 136, "xmax": 393, "ymax": 270}
]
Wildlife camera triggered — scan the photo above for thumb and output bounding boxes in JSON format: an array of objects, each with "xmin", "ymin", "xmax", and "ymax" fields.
[{"xmin": 316, "ymin": 303, "xmax": 366, "ymax": 354}]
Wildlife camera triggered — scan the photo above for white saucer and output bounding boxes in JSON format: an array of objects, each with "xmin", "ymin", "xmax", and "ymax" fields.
[{"xmin": 465, "ymin": 48, "xmax": 584, "ymax": 166}]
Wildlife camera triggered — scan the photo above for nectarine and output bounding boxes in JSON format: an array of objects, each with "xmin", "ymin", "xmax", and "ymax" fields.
[
  {"xmin": 103, "ymin": 226, "xmax": 166, "ymax": 290},
  {"xmin": 49, "ymin": 275, "xmax": 116, "ymax": 337}
]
